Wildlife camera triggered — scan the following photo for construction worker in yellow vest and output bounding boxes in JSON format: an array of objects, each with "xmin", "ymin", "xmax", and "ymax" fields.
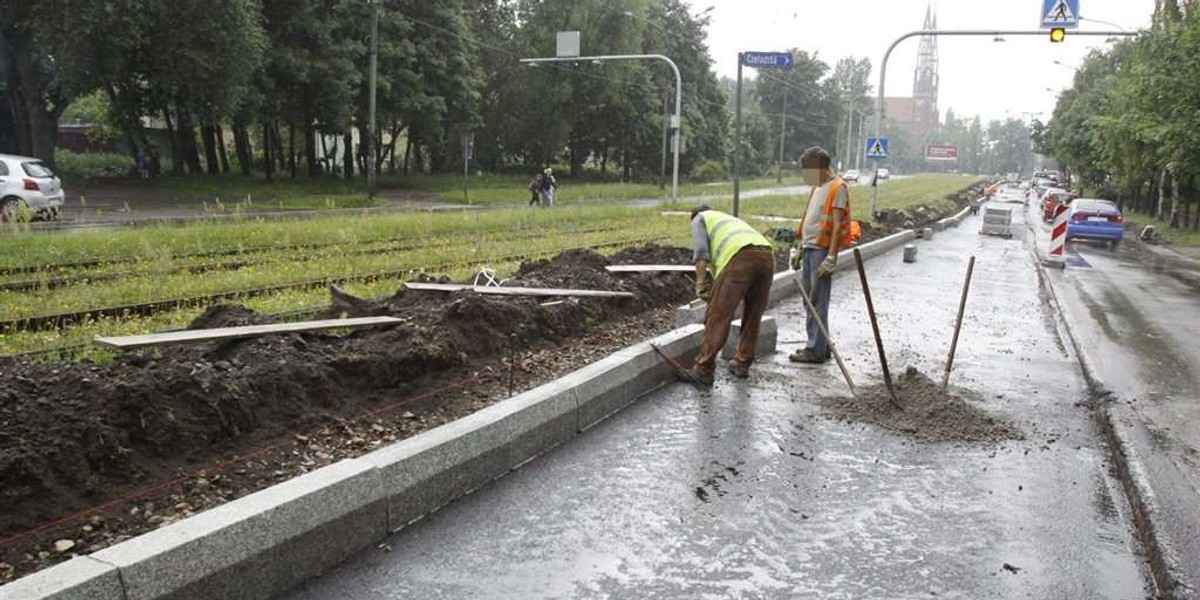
[
  {"xmin": 789, "ymin": 146, "xmax": 849, "ymax": 364},
  {"xmin": 682, "ymin": 205, "xmax": 775, "ymax": 386}
]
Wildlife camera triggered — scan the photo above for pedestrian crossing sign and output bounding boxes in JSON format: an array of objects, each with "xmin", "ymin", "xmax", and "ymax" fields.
[
  {"xmin": 865, "ymin": 137, "xmax": 889, "ymax": 160},
  {"xmin": 1041, "ymin": 0, "xmax": 1079, "ymax": 29}
]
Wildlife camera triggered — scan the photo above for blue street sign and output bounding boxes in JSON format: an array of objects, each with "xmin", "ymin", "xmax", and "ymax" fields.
[
  {"xmin": 865, "ymin": 137, "xmax": 889, "ymax": 160},
  {"xmin": 740, "ymin": 52, "xmax": 794, "ymax": 69},
  {"xmin": 1041, "ymin": 0, "xmax": 1079, "ymax": 29}
]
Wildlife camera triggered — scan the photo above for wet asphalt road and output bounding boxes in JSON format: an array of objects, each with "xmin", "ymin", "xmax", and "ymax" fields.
[
  {"xmin": 283, "ymin": 201, "xmax": 1151, "ymax": 599},
  {"xmin": 1030, "ymin": 203, "xmax": 1200, "ymax": 594}
]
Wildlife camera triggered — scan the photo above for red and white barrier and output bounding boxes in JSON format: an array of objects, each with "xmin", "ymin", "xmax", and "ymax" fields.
[{"xmin": 1048, "ymin": 204, "xmax": 1069, "ymax": 265}]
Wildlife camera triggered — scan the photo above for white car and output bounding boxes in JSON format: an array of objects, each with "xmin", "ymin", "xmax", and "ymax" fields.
[
  {"xmin": 875, "ymin": 167, "xmax": 890, "ymax": 180},
  {"xmin": 842, "ymin": 169, "xmax": 860, "ymax": 183},
  {"xmin": 1, "ymin": 154, "xmax": 64, "ymax": 222}
]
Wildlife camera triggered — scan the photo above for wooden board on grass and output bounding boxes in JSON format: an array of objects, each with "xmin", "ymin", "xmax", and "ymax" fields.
[
  {"xmin": 94, "ymin": 316, "xmax": 403, "ymax": 349},
  {"xmin": 404, "ymin": 282, "xmax": 634, "ymax": 298},
  {"xmin": 605, "ymin": 265, "xmax": 693, "ymax": 273}
]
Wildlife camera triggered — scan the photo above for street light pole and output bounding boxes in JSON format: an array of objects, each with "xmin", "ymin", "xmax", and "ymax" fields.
[
  {"xmin": 777, "ymin": 88, "xmax": 787, "ymax": 183},
  {"xmin": 869, "ymin": 29, "xmax": 1136, "ymax": 218},
  {"xmin": 520, "ymin": 54, "xmax": 683, "ymax": 201},
  {"xmin": 367, "ymin": 0, "xmax": 378, "ymax": 199}
]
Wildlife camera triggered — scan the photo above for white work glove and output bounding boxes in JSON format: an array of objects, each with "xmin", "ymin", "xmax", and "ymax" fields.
[{"xmin": 817, "ymin": 255, "xmax": 837, "ymax": 278}]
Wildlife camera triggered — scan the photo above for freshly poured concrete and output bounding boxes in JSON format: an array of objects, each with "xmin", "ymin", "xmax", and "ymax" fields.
[{"xmin": 284, "ymin": 202, "xmax": 1151, "ymax": 599}]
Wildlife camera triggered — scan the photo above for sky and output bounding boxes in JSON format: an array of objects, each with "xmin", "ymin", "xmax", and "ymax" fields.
[{"xmin": 699, "ymin": 0, "xmax": 1156, "ymax": 124}]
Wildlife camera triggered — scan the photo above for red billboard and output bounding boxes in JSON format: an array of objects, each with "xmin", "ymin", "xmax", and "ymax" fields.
[{"xmin": 926, "ymin": 145, "xmax": 959, "ymax": 161}]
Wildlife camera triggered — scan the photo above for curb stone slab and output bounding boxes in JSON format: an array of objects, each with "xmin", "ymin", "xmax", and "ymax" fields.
[
  {"xmin": 0, "ymin": 557, "xmax": 122, "ymax": 600},
  {"xmin": 90, "ymin": 458, "xmax": 385, "ymax": 600}
]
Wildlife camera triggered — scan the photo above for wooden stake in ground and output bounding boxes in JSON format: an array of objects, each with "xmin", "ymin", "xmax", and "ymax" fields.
[
  {"xmin": 791, "ymin": 273, "xmax": 857, "ymax": 398},
  {"xmin": 941, "ymin": 256, "xmax": 976, "ymax": 391},
  {"xmin": 853, "ymin": 248, "xmax": 901, "ymax": 408}
]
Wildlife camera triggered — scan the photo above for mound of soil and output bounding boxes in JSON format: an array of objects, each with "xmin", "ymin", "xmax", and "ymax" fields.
[
  {"xmin": 0, "ymin": 244, "xmax": 695, "ymax": 543},
  {"xmin": 821, "ymin": 367, "xmax": 1023, "ymax": 443}
]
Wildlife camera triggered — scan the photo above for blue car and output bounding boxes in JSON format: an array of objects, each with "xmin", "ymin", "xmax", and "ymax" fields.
[{"xmin": 1066, "ymin": 198, "xmax": 1125, "ymax": 248}]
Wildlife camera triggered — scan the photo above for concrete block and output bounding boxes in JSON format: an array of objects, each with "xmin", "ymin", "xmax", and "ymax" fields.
[
  {"xmin": 363, "ymin": 380, "xmax": 578, "ymax": 531},
  {"xmin": 91, "ymin": 459, "xmax": 384, "ymax": 600},
  {"xmin": 767, "ymin": 270, "xmax": 800, "ymax": 307},
  {"xmin": 570, "ymin": 325, "xmax": 704, "ymax": 430},
  {"xmin": 903, "ymin": 244, "xmax": 918, "ymax": 263},
  {"xmin": 720, "ymin": 316, "xmax": 778, "ymax": 359},
  {"xmin": 922, "ymin": 227, "xmax": 935, "ymax": 240},
  {"xmin": 0, "ymin": 557, "xmax": 123, "ymax": 600},
  {"xmin": 674, "ymin": 300, "xmax": 707, "ymax": 326}
]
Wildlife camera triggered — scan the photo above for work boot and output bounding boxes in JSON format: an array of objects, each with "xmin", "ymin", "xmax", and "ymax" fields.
[
  {"xmin": 788, "ymin": 348, "xmax": 830, "ymax": 364},
  {"xmin": 677, "ymin": 367, "xmax": 715, "ymax": 387},
  {"xmin": 728, "ymin": 362, "xmax": 750, "ymax": 379}
]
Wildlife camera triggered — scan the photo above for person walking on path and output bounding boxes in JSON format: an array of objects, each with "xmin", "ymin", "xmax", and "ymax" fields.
[
  {"xmin": 681, "ymin": 205, "xmax": 776, "ymax": 385},
  {"xmin": 540, "ymin": 168, "xmax": 557, "ymax": 208},
  {"xmin": 789, "ymin": 146, "xmax": 851, "ymax": 364},
  {"xmin": 527, "ymin": 172, "xmax": 543, "ymax": 206}
]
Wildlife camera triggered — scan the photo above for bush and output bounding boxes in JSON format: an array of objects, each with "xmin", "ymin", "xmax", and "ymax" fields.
[
  {"xmin": 55, "ymin": 149, "xmax": 135, "ymax": 181},
  {"xmin": 691, "ymin": 159, "xmax": 729, "ymax": 183}
]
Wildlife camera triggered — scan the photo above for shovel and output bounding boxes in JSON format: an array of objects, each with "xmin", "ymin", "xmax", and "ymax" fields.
[{"xmin": 650, "ymin": 343, "xmax": 706, "ymax": 390}]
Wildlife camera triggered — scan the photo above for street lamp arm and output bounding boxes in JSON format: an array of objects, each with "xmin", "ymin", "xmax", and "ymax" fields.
[
  {"xmin": 520, "ymin": 54, "xmax": 683, "ymax": 201},
  {"xmin": 867, "ymin": 28, "xmax": 1135, "ymax": 217}
]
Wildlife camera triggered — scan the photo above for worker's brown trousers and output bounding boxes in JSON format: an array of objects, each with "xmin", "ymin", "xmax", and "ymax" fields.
[{"xmin": 695, "ymin": 247, "xmax": 775, "ymax": 375}]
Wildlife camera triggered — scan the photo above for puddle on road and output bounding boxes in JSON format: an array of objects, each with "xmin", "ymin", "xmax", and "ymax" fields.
[{"xmin": 820, "ymin": 367, "xmax": 1023, "ymax": 443}]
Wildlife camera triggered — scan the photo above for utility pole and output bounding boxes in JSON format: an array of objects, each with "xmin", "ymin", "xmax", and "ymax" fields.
[
  {"xmin": 367, "ymin": 0, "xmax": 379, "ymax": 199},
  {"xmin": 777, "ymin": 88, "xmax": 788, "ymax": 183},
  {"xmin": 843, "ymin": 96, "xmax": 854, "ymax": 173},
  {"xmin": 733, "ymin": 54, "xmax": 743, "ymax": 215},
  {"xmin": 660, "ymin": 93, "xmax": 669, "ymax": 190}
]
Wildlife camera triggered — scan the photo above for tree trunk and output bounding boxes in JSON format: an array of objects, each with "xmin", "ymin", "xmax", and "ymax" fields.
[
  {"xmin": 343, "ymin": 131, "xmax": 354, "ymax": 179},
  {"xmin": 304, "ymin": 125, "xmax": 319, "ymax": 177},
  {"xmin": 262, "ymin": 120, "xmax": 275, "ymax": 182},
  {"xmin": 162, "ymin": 109, "xmax": 183, "ymax": 174},
  {"xmin": 216, "ymin": 124, "xmax": 231, "ymax": 173},
  {"xmin": 233, "ymin": 121, "xmax": 252, "ymax": 176},
  {"xmin": 1169, "ymin": 163, "xmax": 1181, "ymax": 228},
  {"xmin": 288, "ymin": 125, "xmax": 297, "ymax": 178},
  {"xmin": 200, "ymin": 121, "xmax": 220, "ymax": 175},
  {"xmin": 403, "ymin": 135, "xmax": 413, "ymax": 175},
  {"xmin": 176, "ymin": 110, "xmax": 203, "ymax": 174},
  {"xmin": 4, "ymin": 36, "xmax": 66, "ymax": 165},
  {"xmin": 272, "ymin": 123, "xmax": 286, "ymax": 174}
]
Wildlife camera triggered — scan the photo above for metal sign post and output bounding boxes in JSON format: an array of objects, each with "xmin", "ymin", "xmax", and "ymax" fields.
[{"xmin": 733, "ymin": 51, "xmax": 793, "ymax": 217}]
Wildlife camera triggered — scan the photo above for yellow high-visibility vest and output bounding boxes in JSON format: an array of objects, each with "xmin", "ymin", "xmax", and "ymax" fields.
[{"xmin": 700, "ymin": 210, "xmax": 771, "ymax": 277}]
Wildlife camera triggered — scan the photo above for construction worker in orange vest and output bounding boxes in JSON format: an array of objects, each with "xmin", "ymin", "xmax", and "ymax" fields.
[{"xmin": 789, "ymin": 146, "xmax": 850, "ymax": 364}]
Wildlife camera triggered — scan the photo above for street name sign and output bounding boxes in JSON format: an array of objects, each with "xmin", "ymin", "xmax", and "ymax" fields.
[
  {"xmin": 740, "ymin": 52, "xmax": 794, "ymax": 69},
  {"xmin": 926, "ymin": 145, "xmax": 959, "ymax": 161},
  {"xmin": 1041, "ymin": 0, "xmax": 1079, "ymax": 29},
  {"xmin": 865, "ymin": 137, "xmax": 889, "ymax": 160}
]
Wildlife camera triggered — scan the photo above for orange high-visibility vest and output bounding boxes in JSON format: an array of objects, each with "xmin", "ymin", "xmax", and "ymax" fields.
[{"xmin": 797, "ymin": 178, "xmax": 853, "ymax": 249}]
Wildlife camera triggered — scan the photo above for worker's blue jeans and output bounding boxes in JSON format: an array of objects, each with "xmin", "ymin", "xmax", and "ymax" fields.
[{"xmin": 800, "ymin": 246, "xmax": 833, "ymax": 357}]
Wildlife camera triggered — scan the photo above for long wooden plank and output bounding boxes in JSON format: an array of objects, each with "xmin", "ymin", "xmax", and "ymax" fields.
[
  {"xmin": 605, "ymin": 265, "xmax": 693, "ymax": 273},
  {"xmin": 94, "ymin": 316, "xmax": 403, "ymax": 349},
  {"xmin": 404, "ymin": 282, "xmax": 634, "ymax": 298}
]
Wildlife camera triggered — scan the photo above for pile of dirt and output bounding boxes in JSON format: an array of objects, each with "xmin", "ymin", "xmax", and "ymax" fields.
[
  {"xmin": 0, "ymin": 244, "xmax": 695, "ymax": 541},
  {"xmin": 871, "ymin": 180, "xmax": 990, "ymax": 238},
  {"xmin": 821, "ymin": 367, "xmax": 1023, "ymax": 443}
]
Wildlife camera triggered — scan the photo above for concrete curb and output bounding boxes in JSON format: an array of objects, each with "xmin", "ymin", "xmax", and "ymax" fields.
[
  {"xmin": 675, "ymin": 229, "xmax": 917, "ymax": 326},
  {"xmin": 1031, "ymin": 252, "xmax": 1187, "ymax": 600},
  {"xmin": 2, "ymin": 319, "xmax": 778, "ymax": 600},
  {"xmin": 936, "ymin": 204, "xmax": 974, "ymax": 230}
]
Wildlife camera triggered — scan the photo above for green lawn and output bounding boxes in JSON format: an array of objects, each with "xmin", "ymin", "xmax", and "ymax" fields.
[
  {"xmin": 1126, "ymin": 212, "xmax": 1200, "ymax": 258},
  {"xmin": 81, "ymin": 172, "xmax": 798, "ymax": 210},
  {"xmin": 663, "ymin": 174, "xmax": 983, "ymax": 224}
]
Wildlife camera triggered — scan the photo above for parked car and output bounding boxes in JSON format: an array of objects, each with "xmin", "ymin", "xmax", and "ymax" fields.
[
  {"xmin": 875, "ymin": 167, "xmax": 890, "ymax": 180},
  {"xmin": 1040, "ymin": 188, "xmax": 1075, "ymax": 221},
  {"xmin": 842, "ymin": 169, "xmax": 860, "ymax": 183},
  {"xmin": 0, "ymin": 154, "xmax": 64, "ymax": 222},
  {"xmin": 1066, "ymin": 198, "xmax": 1125, "ymax": 248}
]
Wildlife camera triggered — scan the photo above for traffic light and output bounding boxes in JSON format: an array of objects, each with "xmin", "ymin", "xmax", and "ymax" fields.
[{"xmin": 1050, "ymin": 28, "xmax": 1066, "ymax": 43}]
